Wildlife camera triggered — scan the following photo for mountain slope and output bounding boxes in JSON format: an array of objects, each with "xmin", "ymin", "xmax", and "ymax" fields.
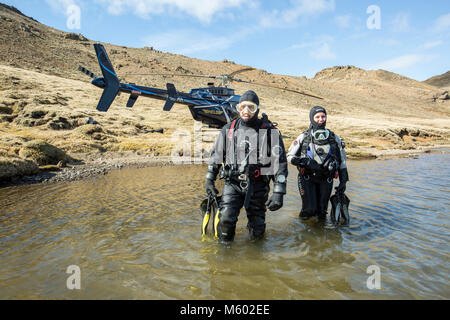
[
  {"xmin": 0, "ymin": 3, "xmax": 449, "ymax": 180},
  {"xmin": 424, "ymin": 71, "xmax": 450, "ymax": 88}
]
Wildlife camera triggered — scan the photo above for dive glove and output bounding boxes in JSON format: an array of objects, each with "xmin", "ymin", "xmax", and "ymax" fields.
[
  {"xmin": 290, "ymin": 156, "xmax": 302, "ymax": 166},
  {"xmin": 299, "ymin": 158, "xmax": 322, "ymax": 171},
  {"xmin": 336, "ymin": 168, "xmax": 349, "ymax": 193},
  {"xmin": 336, "ymin": 182, "xmax": 346, "ymax": 193},
  {"xmin": 265, "ymin": 192, "xmax": 284, "ymax": 211},
  {"xmin": 205, "ymin": 179, "xmax": 218, "ymax": 196}
]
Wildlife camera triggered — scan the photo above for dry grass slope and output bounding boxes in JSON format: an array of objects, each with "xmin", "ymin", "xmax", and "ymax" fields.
[
  {"xmin": 424, "ymin": 71, "xmax": 450, "ymax": 88},
  {"xmin": 1, "ymin": 4, "xmax": 449, "ymax": 180}
]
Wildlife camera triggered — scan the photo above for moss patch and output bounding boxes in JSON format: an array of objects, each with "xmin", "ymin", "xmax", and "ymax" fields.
[
  {"xmin": 118, "ymin": 138, "xmax": 174, "ymax": 156},
  {"xmin": 18, "ymin": 139, "xmax": 72, "ymax": 165},
  {"xmin": 0, "ymin": 157, "xmax": 39, "ymax": 180}
]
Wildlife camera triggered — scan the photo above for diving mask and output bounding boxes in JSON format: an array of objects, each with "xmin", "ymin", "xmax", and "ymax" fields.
[
  {"xmin": 312, "ymin": 129, "xmax": 330, "ymax": 141},
  {"xmin": 237, "ymin": 102, "xmax": 259, "ymax": 114}
]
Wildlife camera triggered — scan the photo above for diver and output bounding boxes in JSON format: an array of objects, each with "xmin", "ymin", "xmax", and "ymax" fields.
[
  {"xmin": 205, "ymin": 90, "xmax": 288, "ymax": 243},
  {"xmin": 287, "ymin": 106, "xmax": 349, "ymax": 220}
]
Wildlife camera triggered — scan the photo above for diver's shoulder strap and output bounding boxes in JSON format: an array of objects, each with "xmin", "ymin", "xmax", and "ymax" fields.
[
  {"xmin": 328, "ymin": 130, "xmax": 335, "ymax": 139},
  {"xmin": 226, "ymin": 119, "xmax": 238, "ymax": 166},
  {"xmin": 259, "ymin": 113, "xmax": 274, "ymax": 129},
  {"xmin": 227, "ymin": 119, "xmax": 237, "ymax": 140},
  {"xmin": 327, "ymin": 130, "xmax": 342, "ymax": 163},
  {"xmin": 299, "ymin": 128, "xmax": 312, "ymax": 158}
]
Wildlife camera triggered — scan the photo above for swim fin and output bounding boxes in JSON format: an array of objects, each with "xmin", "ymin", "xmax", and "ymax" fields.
[
  {"xmin": 200, "ymin": 194, "xmax": 221, "ymax": 237},
  {"xmin": 201, "ymin": 209, "xmax": 211, "ymax": 237},
  {"xmin": 341, "ymin": 193, "xmax": 350, "ymax": 225},
  {"xmin": 200, "ymin": 197, "xmax": 211, "ymax": 237},
  {"xmin": 213, "ymin": 208, "xmax": 220, "ymax": 239},
  {"xmin": 330, "ymin": 191, "xmax": 350, "ymax": 225}
]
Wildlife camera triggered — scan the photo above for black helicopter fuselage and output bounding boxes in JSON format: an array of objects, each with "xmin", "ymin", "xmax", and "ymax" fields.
[{"xmin": 83, "ymin": 44, "xmax": 241, "ymax": 129}]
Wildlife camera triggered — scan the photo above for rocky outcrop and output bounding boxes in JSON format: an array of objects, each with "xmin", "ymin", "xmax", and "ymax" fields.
[
  {"xmin": 64, "ymin": 33, "xmax": 89, "ymax": 41},
  {"xmin": 430, "ymin": 90, "xmax": 449, "ymax": 102}
]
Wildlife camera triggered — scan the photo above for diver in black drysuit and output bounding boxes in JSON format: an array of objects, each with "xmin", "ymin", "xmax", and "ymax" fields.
[
  {"xmin": 287, "ymin": 106, "xmax": 349, "ymax": 220},
  {"xmin": 205, "ymin": 91, "xmax": 288, "ymax": 242}
]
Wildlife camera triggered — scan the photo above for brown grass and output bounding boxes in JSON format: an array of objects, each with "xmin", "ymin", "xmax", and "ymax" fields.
[{"xmin": 0, "ymin": 5, "xmax": 449, "ymax": 180}]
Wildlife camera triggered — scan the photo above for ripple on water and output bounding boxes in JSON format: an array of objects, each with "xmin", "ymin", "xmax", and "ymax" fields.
[{"xmin": 0, "ymin": 154, "xmax": 449, "ymax": 299}]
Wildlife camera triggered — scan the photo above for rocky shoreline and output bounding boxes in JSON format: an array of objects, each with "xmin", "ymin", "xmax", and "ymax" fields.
[
  {"xmin": 1, "ymin": 146, "xmax": 449, "ymax": 189},
  {"xmin": 0, "ymin": 151, "xmax": 175, "ymax": 188}
]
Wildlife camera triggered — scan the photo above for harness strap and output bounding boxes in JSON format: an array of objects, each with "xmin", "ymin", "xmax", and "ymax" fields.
[{"xmin": 227, "ymin": 119, "xmax": 237, "ymax": 140}]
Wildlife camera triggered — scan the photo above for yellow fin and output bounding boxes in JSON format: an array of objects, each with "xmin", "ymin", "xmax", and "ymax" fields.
[
  {"xmin": 214, "ymin": 209, "xmax": 220, "ymax": 238},
  {"xmin": 202, "ymin": 213, "xmax": 210, "ymax": 237}
]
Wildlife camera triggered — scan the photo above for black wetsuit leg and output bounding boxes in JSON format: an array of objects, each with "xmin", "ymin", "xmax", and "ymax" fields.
[
  {"xmin": 317, "ymin": 178, "xmax": 333, "ymax": 219},
  {"xmin": 217, "ymin": 182, "xmax": 244, "ymax": 241},
  {"xmin": 298, "ymin": 174, "xmax": 318, "ymax": 218},
  {"xmin": 246, "ymin": 181, "xmax": 270, "ymax": 239}
]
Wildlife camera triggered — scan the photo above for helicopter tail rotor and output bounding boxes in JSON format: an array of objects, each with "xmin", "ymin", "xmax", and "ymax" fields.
[{"xmin": 78, "ymin": 66, "xmax": 96, "ymax": 79}]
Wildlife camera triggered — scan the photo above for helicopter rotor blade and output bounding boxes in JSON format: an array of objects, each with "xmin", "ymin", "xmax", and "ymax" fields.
[
  {"xmin": 232, "ymin": 78, "xmax": 323, "ymax": 100},
  {"xmin": 125, "ymin": 69, "xmax": 256, "ymax": 79},
  {"xmin": 121, "ymin": 70, "xmax": 322, "ymax": 99},
  {"xmin": 227, "ymin": 67, "xmax": 256, "ymax": 78},
  {"xmin": 123, "ymin": 72, "xmax": 218, "ymax": 79}
]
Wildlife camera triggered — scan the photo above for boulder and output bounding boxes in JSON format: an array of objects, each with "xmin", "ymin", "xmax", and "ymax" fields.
[
  {"xmin": 85, "ymin": 116, "xmax": 99, "ymax": 125},
  {"xmin": 438, "ymin": 91, "xmax": 448, "ymax": 100},
  {"xmin": 431, "ymin": 90, "xmax": 449, "ymax": 102}
]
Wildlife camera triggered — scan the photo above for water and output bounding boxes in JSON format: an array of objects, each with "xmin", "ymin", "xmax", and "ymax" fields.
[{"xmin": 0, "ymin": 152, "xmax": 449, "ymax": 299}]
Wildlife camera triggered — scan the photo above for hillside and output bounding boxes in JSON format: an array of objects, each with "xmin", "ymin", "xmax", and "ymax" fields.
[
  {"xmin": 424, "ymin": 71, "xmax": 450, "ymax": 88},
  {"xmin": 0, "ymin": 4, "xmax": 449, "ymax": 182}
]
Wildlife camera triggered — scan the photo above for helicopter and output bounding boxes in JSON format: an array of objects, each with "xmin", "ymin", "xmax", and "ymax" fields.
[{"xmin": 78, "ymin": 43, "xmax": 323, "ymax": 129}]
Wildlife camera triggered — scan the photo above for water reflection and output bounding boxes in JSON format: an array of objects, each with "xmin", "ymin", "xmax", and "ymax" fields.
[{"xmin": 0, "ymin": 152, "xmax": 449, "ymax": 299}]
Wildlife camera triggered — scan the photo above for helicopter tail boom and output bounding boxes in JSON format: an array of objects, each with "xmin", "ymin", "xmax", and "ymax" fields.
[{"xmin": 94, "ymin": 43, "xmax": 120, "ymax": 112}]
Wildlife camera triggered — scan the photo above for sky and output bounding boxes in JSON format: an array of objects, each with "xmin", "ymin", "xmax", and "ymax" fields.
[{"xmin": 3, "ymin": 0, "xmax": 450, "ymax": 81}]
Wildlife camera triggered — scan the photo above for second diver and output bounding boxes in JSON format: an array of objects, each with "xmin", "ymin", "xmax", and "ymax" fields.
[{"xmin": 287, "ymin": 106, "xmax": 349, "ymax": 221}]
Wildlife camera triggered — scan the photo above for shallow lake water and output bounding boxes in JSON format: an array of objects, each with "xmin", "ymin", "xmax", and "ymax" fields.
[{"xmin": 0, "ymin": 152, "xmax": 449, "ymax": 299}]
